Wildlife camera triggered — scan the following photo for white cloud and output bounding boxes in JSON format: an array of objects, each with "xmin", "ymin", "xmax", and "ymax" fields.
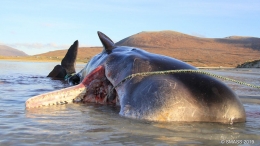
[
  {"xmin": 4, "ymin": 42, "xmax": 91, "ymax": 55},
  {"xmin": 41, "ymin": 23, "xmax": 56, "ymax": 28},
  {"xmin": 3, "ymin": 42, "xmax": 71, "ymax": 55},
  {"xmin": 7, "ymin": 43, "xmax": 70, "ymax": 50}
]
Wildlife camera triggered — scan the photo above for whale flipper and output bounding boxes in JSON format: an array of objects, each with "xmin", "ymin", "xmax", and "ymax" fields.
[{"xmin": 47, "ymin": 40, "xmax": 78, "ymax": 79}]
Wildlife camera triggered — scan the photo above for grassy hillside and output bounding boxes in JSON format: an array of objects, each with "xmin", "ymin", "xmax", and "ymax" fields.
[
  {"xmin": 35, "ymin": 47, "xmax": 103, "ymax": 63},
  {"xmin": 115, "ymin": 31, "xmax": 260, "ymax": 67},
  {"xmin": 3, "ymin": 30, "xmax": 259, "ymax": 67}
]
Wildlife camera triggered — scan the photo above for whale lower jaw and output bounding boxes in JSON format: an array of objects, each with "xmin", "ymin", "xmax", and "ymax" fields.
[
  {"xmin": 26, "ymin": 65, "xmax": 117, "ymax": 109},
  {"xmin": 25, "ymin": 84, "xmax": 87, "ymax": 108}
]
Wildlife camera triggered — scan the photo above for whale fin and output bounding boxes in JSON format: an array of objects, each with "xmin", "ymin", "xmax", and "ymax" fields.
[
  {"xmin": 97, "ymin": 31, "xmax": 115, "ymax": 53},
  {"xmin": 61, "ymin": 40, "xmax": 78, "ymax": 74},
  {"xmin": 47, "ymin": 65, "xmax": 66, "ymax": 78}
]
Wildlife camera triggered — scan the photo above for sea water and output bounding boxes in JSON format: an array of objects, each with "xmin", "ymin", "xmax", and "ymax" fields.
[{"xmin": 0, "ymin": 60, "xmax": 259, "ymax": 145}]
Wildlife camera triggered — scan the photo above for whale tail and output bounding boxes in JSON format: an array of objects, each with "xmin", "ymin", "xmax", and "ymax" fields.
[{"xmin": 47, "ymin": 40, "xmax": 78, "ymax": 79}]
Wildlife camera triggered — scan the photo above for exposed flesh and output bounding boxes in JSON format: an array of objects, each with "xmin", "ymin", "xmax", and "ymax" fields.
[{"xmin": 26, "ymin": 66, "xmax": 117, "ymax": 109}]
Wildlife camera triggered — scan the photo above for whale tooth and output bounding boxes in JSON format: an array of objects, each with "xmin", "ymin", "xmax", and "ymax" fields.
[
  {"xmin": 26, "ymin": 65, "xmax": 104, "ymax": 109},
  {"xmin": 25, "ymin": 84, "xmax": 87, "ymax": 109}
]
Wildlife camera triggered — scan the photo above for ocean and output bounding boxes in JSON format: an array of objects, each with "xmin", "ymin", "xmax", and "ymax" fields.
[{"xmin": 0, "ymin": 60, "xmax": 259, "ymax": 145}]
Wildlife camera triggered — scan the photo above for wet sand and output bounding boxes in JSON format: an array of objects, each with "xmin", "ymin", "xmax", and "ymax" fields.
[
  {"xmin": 1, "ymin": 57, "xmax": 234, "ymax": 68},
  {"xmin": 0, "ymin": 56, "xmax": 60, "ymax": 62},
  {"xmin": 0, "ymin": 57, "xmax": 85, "ymax": 63},
  {"xmin": 239, "ymin": 95, "xmax": 260, "ymax": 104}
]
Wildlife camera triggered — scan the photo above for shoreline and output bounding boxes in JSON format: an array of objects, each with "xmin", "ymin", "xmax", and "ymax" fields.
[
  {"xmin": 0, "ymin": 58, "xmax": 60, "ymax": 63},
  {"xmin": 239, "ymin": 95, "xmax": 260, "ymax": 104},
  {"xmin": 0, "ymin": 58, "xmax": 85, "ymax": 64},
  {"xmin": 197, "ymin": 67, "xmax": 235, "ymax": 69},
  {"xmin": 1, "ymin": 58, "xmax": 258, "ymax": 69},
  {"xmin": 0, "ymin": 58, "xmax": 236, "ymax": 68}
]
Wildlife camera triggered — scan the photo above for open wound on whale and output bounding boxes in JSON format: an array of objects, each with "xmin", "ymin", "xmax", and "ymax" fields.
[{"xmin": 26, "ymin": 66, "xmax": 117, "ymax": 108}]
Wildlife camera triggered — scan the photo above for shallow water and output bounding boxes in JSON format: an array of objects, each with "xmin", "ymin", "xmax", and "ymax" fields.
[{"xmin": 0, "ymin": 61, "xmax": 259, "ymax": 145}]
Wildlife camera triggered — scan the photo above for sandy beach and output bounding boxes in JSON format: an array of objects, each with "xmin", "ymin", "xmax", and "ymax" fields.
[
  {"xmin": 0, "ymin": 56, "xmax": 86, "ymax": 63},
  {"xmin": 0, "ymin": 56, "xmax": 236, "ymax": 68}
]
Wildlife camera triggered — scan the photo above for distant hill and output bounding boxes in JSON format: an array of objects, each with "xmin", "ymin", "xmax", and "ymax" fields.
[
  {"xmin": 36, "ymin": 31, "xmax": 260, "ymax": 67},
  {"xmin": 0, "ymin": 45, "xmax": 28, "ymax": 56},
  {"xmin": 36, "ymin": 47, "xmax": 103, "ymax": 62},
  {"xmin": 115, "ymin": 31, "xmax": 260, "ymax": 67}
]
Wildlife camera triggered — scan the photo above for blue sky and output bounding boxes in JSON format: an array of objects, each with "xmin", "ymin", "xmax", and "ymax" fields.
[{"xmin": 0, "ymin": 0, "xmax": 259, "ymax": 55}]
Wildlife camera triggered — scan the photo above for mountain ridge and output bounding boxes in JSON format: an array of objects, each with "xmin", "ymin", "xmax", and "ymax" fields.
[
  {"xmin": 114, "ymin": 31, "xmax": 260, "ymax": 67},
  {"xmin": 16, "ymin": 30, "xmax": 260, "ymax": 67},
  {"xmin": 0, "ymin": 45, "xmax": 28, "ymax": 56}
]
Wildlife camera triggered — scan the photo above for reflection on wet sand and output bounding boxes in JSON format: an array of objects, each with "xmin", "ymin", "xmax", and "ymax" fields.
[{"xmin": 239, "ymin": 95, "xmax": 260, "ymax": 104}]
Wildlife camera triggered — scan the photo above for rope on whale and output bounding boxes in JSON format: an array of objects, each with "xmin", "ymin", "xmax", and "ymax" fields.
[{"xmin": 112, "ymin": 69, "xmax": 260, "ymax": 90}]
